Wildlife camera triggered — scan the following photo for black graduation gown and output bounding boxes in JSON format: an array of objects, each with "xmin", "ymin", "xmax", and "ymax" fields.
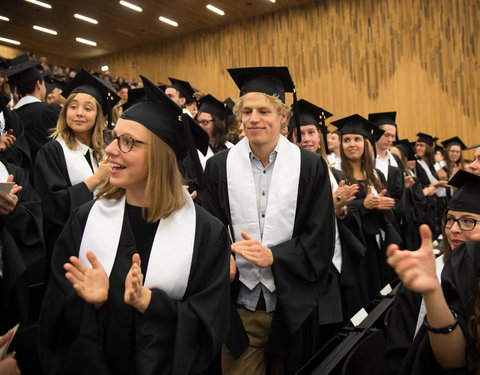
[
  {"xmin": 1, "ymin": 109, "xmax": 33, "ymax": 172},
  {"xmin": 0, "ymin": 160, "xmax": 44, "ymax": 330},
  {"xmin": 384, "ymin": 284, "xmax": 422, "ymax": 375},
  {"xmin": 401, "ymin": 175, "xmax": 427, "ymax": 250},
  {"xmin": 39, "ymin": 200, "xmax": 230, "ymax": 375},
  {"xmin": 200, "ymin": 147, "xmax": 335, "ymax": 372},
  {"xmin": 348, "ymin": 171, "xmax": 402, "ymax": 300},
  {"xmin": 397, "ymin": 241, "xmax": 480, "ymax": 375},
  {"xmin": 415, "ymin": 161, "xmax": 445, "ymax": 239},
  {"xmin": 33, "ymin": 140, "xmax": 94, "ymax": 271},
  {"xmin": 386, "ymin": 165, "xmax": 406, "ymax": 228},
  {"xmin": 15, "ymin": 101, "xmax": 61, "ymax": 163}
]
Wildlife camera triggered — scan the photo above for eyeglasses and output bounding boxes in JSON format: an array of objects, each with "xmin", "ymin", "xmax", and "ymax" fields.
[
  {"xmin": 197, "ymin": 119, "xmax": 213, "ymax": 127},
  {"xmin": 103, "ymin": 130, "xmax": 147, "ymax": 153},
  {"xmin": 441, "ymin": 214, "xmax": 480, "ymax": 231}
]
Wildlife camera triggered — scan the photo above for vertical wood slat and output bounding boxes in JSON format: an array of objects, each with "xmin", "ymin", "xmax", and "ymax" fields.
[{"xmin": 73, "ymin": 0, "xmax": 478, "ymax": 160}]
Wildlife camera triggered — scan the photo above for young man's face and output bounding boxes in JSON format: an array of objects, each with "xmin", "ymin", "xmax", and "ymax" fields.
[
  {"xmin": 241, "ymin": 92, "xmax": 286, "ymax": 149},
  {"xmin": 376, "ymin": 124, "xmax": 396, "ymax": 151},
  {"xmin": 165, "ymin": 87, "xmax": 185, "ymax": 107}
]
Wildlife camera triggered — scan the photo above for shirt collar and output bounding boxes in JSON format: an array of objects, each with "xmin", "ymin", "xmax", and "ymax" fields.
[
  {"xmin": 247, "ymin": 139, "xmax": 280, "ymax": 164},
  {"xmin": 13, "ymin": 95, "xmax": 42, "ymax": 110}
]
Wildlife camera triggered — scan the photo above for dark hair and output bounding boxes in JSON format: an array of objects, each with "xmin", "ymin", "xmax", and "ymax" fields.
[
  {"xmin": 418, "ymin": 143, "xmax": 435, "ymax": 166},
  {"xmin": 340, "ymin": 136, "xmax": 384, "ymax": 193},
  {"xmin": 18, "ymin": 78, "xmax": 43, "ymax": 97},
  {"xmin": 445, "ymin": 143, "xmax": 465, "ymax": 179},
  {"xmin": 198, "ymin": 112, "xmax": 227, "ymax": 149}
]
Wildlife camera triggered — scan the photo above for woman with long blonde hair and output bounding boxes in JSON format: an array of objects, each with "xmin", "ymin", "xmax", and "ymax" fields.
[
  {"xmin": 33, "ymin": 69, "xmax": 119, "ymax": 270},
  {"xmin": 39, "ymin": 75, "xmax": 229, "ymax": 375}
]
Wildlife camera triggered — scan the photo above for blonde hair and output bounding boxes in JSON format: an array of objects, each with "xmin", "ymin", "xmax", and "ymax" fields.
[
  {"xmin": 51, "ymin": 93, "xmax": 105, "ymax": 162},
  {"xmin": 233, "ymin": 93, "xmax": 292, "ymax": 126},
  {"xmin": 97, "ymin": 128, "xmax": 185, "ymax": 222}
]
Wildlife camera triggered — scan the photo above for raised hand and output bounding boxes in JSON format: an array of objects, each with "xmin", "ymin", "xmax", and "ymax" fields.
[
  {"xmin": 0, "ymin": 129, "xmax": 16, "ymax": 153},
  {"xmin": 124, "ymin": 253, "xmax": 151, "ymax": 313},
  {"xmin": 231, "ymin": 232, "xmax": 273, "ymax": 268},
  {"xmin": 64, "ymin": 251, "xmax": 109, "ymax": 309},
  {"xmin": 386, "ymin": 224, "xmax": 438, "ymax": 294},
  {"xmin": 404, "ymin": 172, "xmax": 415, "ymax": 189}
]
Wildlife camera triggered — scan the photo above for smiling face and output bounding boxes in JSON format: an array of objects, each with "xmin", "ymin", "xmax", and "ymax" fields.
[
  {"xmin": 342, "ymin": 134, "xmax": 365, "ymax": 161},
  {"xmin": 444, "ymin": 210, "xmax": 480, "ymax": 249},
  {"xmin": 470, "ymin": 148, "xmax": 480, "ymax": 176},
  {"xmin": 65, "ymin": 93, "xmax": 98, "ymax": 139},
  {"xmin": 241, "ymin": 92, "xmax": 287, "ymax": 151},
  {"xmin": 105, "ymin": 118, "xmax": 149, "ymax": 199},
  {"xmin": 298, "ymin": 124, "xmax": 320, "ymax": 152},
  {"xmin": 447, "ymin": 144, "xmax": 462, "ymax": 163}
]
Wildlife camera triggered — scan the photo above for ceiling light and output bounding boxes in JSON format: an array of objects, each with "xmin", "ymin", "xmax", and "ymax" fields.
[
  {"xmin": 25, "ymin": 0, "xmax": 52, "ymax": 9},
  {"xmin": 0, "ymin": 37, "xmax": 21, "ymax": 45},
  {"xmin": 206, "ymin": 4, "xmax": 225, "ymax": 16},
  {"xmin": 270, "ymin": 0, "xmax": 276, "ymax": 2},
  {"xmin": 119, "ymin": 1, "xmax": 142, "ymax": 12},
  {"xmin": 76, "ymin": 37, "xmax": 97, "ymax": 46},
  {"xmin": 33, "ymin": 25, "xmax": 57, "ymax": 35},
  {"xmin": 101, "ymin": 65, "xmax": 109, "ymax": 72},
  {"xmin": 0, "ymin": 16, "xmax": 10, "ymax": 22},
  {"xmin": 159, "ymin": 16, "xmax": 178, "ymax": 27},
  {"xmin": 74, "ymin": 13, "xmax": 98, "ymax": 24}
]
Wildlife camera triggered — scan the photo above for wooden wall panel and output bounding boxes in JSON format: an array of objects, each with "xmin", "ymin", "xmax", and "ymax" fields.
[{"xmin": 81, "ymin": 0, "xmax": 480, "ymax": 159}]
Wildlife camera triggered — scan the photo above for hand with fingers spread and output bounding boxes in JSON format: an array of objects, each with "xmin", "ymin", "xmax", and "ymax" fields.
[
  {"xmin": 333, "ymin": 180, "xmax": 358, "ymax": 209},
  {"xmin": 64, "ymin": 250, "xmax": 109, "ymax": 309},
  {"xmin": 0, "ymin": 175, "xmax": 22, "ymax": 217},
  {"xmin": 377, "ymin": 189, "xmax": 395, "ymax": 210},
  {"xmin": 124, "ymin": 253, "xmax": 151, "ymax": 313},
  {"xmin": 386, "ymin": 224, "xmax": 438, "ymax": 294},
  {"xmin": 231, "ymin": 232, "xmax": 273, "ymax": 268}
]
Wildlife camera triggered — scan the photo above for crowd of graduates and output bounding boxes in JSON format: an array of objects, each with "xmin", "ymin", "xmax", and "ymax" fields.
[{"xmin": 0, "ymin": 52, "xmax": 479, "ymax": 375}]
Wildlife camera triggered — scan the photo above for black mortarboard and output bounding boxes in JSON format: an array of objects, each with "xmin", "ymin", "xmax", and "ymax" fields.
[
  {"xmin": 371, "ymin": 125, "xmax": 385, "ymax": 143},
  {"xmin": 45, "ymin": 75, "xmax": 67, "ymax": 97},
  {"xmin": 295, "ymin": 99, "xmax": 333, "ymax": 129},
  {"xmin": 121, "ymin": 75, "xmax": 209, "ymax": 160},
  {"xmin": 4, "ymin": 60, "xmax": 43, "ymax": 91},
  {"xmin": 447, "ymin": 170, "xmax": 480, "ymax": 214},
  {"xmin": 227, "ymin": 66, "xmax": 294, "ymax": 103},
  {"xmin": 394, "ymin": 139, "xmax": 416, "ymax": 161},
  {"xmin": 416, "ymin": 132, "xmax": 437, "ymax": 147},
  {"xmin": 8, "ymin": 54, "xmax": 29, "ymax": 66},
  {"xmin": 368, "ymin": 111, "xmax": 397, "ymax": 127},
  {"xmin": 198, "ymin": 94, "xmax": 228, "ymax": 121},
  {"xmin": 227, "ymin": 66, "xmax": 302, "ymax": 141},
  {"xmin": 330, "ymin": 114, "xmax": 376, "ymax": 138},
  {"xmin": 121, "ymin": 88, "xmax": 145, "ymax": 112},
  {"xmin": 168, "ymin": 77, "xmax": 195, "ymax": 104},
  {"xmin": 441, "ymin": 136, "xmax": 467, "ymax": 150},
  {"xmin": 224, "ymin": 97, "xmax": 235, "ymax": 112}
]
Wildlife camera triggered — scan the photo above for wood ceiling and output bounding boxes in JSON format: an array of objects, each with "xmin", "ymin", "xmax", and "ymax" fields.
[{"xmin": 0, "ymin": 0, "xmax": 314, "ymax": 61}]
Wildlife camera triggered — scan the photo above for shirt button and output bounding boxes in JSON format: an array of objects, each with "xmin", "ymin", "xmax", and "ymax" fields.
[
  {"xmin": 263, "ymin": 170, "xmax": 266, "ymax": 174},
  {"xmin": 262, "ymin": 191, "xmax": 265, "ymax": 196},
  {"xmin": 261, "ymin": 213, "xmax": 265, "ymax": 218}
]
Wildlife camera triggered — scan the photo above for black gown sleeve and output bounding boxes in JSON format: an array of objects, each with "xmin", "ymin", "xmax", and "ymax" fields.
[{"xmin": 33, "ymin": 140, "xmax": 93, "ymax": 226}]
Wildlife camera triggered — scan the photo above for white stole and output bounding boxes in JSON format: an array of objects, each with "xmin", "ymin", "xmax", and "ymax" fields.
[
  {"xmin": 328, "ymin": 169, "xmax": 342, "ymax": 273},
  {"xmin": 227, "ymin": 136, "xmax": 300, "ymax": 292},
  {"xmin": 57, "ymin": 138, "xmax": 99, "ymax": 186},
  {"xmin": 417, "ymin": 159, "xmax": 446, "ymax": 197},
  {"xmin": 197, "ymin": 146, "xmax": 215, "ymax": 171},
  {"xmin": 375, "ymin": 157, "xmax": 389, "ymax": 182},
  {"xmin": 79, "ymin": 188, "xmax": 196, "ymax": 300},
  {"xmin": 414, "ymin": 255, "xmax": 445, "ymax": 336},
  {"xmin": 0, "ymin": 162, "xmax": 9, "ymax": 182}
]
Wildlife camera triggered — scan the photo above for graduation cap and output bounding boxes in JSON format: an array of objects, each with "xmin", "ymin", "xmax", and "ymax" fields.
[
  {"xmin": 416, "ymin": 132, "xmax": 437, "ymax": 147},
  {"xmin": 447, "ymin": 170, "xmax": 480, "ymax": 214},
  {"xmin": 3, "ymin": 59, "xmax": 43, "ymax": 92},
  {"xmin": 224, "ymin": 97, "xmax": 235, "ymax": 112},
  {"xmin": 441, "ymin": 136, "xmax": 467, "ymax": 150},
  {"xmin": 227, "ymin": 66, "xmax": 302, "ymax": 141},
  {"xmin": 368, "ymin": 111, "xmax": 397, "ymax": 127},
  {"xmin": 61, "ymin": 69, "xmax": 120, "ymax": 129},
  {"xmin": 121, "ymin": 75, "xmax": 209, "ymax": 160},
  {"xmin": 330, "ymin": 114, "xmax": 377, "ymax": 138},
  {"xmin": 121, "ymin": 88, "xmax": 145, "ymax": 112},
  {"xmin": 45, "ymin": 75, "xmax": 67, "ymax": 97},
  {"xmin": 371, "ymin": 125, "xmax": 385, "ymax": 143},
  {"xmin": 435, "ymin": 144, "xmax": 445, "ymax": 153},
  {"xmin": 465, "ymin": 144, "xmax": 480, "ymax": 151},
  {"xmin": 168, "ymin": 77, "xmax": 195, "ymax": 104},
  {"xmin": 394, "ymin": 139, "xmax": 416, "ymax": 161},
  {"xmin": 197, "ymin": 94, "xmax": 228, "ymax": 121}
]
